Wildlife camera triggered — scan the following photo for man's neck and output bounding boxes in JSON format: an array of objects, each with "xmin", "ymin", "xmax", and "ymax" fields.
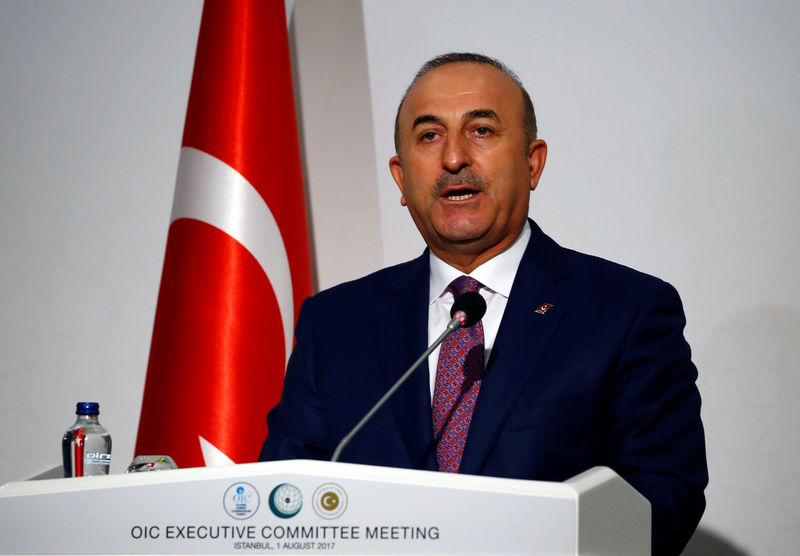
[
  {"xmin": 428, "ymin": 221, "xmax": 531, "ymax": 302},
  {"xmin": 429, "ymin": 223, "xmax": 528, "ymax": 274}
]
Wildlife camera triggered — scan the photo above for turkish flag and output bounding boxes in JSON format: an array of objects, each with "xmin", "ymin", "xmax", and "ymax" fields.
[{"xmin": 135, "ymin": 0, "xmax": 312, "ymax": 468}]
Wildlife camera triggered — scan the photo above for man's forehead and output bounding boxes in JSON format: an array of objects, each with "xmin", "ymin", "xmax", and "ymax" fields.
[{"xmin": 400, "ymin": 62, "xmax": 521, "ymax": 124}]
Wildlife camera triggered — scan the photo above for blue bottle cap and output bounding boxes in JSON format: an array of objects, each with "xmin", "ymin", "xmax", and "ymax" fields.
[{"xmin": 75, "ymin": 402, "xmax": 100, "ymax": 415}]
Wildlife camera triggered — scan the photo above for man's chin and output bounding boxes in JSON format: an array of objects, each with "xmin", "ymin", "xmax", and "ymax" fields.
[
  {"xmin": 428, "ymin": 226, "xmax": 496, "ymax": 255},
  {"xmin": 433, "ymin": 224, "xmax": 487, "ymax": 244}
]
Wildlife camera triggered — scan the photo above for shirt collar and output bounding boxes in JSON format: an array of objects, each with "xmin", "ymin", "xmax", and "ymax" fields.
[{"xmin": 429, "ymin": 220, "xmax": 531, "ymax": 303}]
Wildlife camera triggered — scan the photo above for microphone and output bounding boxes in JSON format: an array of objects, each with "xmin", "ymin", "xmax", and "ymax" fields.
[
  {"xmin": 331, "ymin": 291, "xmax": 487, "ymax": 463},
  {"xmin": 450, "ymin": 291, "xmax": 486, "ymax": 328}
]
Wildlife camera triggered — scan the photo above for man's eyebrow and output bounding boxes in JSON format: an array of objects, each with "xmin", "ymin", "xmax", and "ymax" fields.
[
  {"xmin": 464, "ymin": 109, "xmax": 499, "ymax": 121},
  {"xmin": 412, "ymin": 110, "xmax": 500, "ymax": 130},
  {"xmin": 411, "ymin": 114, "xmax": 443, "ymax": 129}
]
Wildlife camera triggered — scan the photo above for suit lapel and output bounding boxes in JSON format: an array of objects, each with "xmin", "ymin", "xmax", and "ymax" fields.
[
  {"xmin": 370, "ymin": 252, "xmax": 437, "ymax": 470},
  {"xmin": 460, "ymin": 221, "xmax": 573, "ymax": 475}
]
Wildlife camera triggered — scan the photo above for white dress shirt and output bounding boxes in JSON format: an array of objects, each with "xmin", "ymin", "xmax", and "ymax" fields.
[{"xmin": 427, "ymin": 221, "xmax": 532, "ymax": 397}]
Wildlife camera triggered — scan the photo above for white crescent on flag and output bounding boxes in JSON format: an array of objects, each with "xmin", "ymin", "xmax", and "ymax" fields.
[{"xmin": 170, "ymin": 146, "xmax": 294, "ymax": 367}]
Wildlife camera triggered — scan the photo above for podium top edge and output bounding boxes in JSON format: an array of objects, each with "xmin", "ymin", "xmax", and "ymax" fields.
[{"xmin": 0, "ymin": 460, "xmax": 617, "ymax": 500}]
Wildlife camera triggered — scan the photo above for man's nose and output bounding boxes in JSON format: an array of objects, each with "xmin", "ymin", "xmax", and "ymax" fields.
[{"xmin": 441, "ymin": 134, "xmax": 471, "ymax": 173}]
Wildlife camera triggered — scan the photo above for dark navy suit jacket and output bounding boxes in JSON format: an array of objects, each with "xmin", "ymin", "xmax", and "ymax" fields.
[{"xmin": 260, "ymin": 220, "xmax": 707, "ymax": 555}]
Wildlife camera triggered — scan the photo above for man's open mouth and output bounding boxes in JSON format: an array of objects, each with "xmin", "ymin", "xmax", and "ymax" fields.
[{"xmin": 442, "ymin": 187, "xmax": 480, "ymax": 201}]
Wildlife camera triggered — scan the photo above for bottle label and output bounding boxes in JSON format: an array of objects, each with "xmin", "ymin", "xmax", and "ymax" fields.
[{"xmin": 85, "ymin": 452, "xmax": 111, "ymax": 465}]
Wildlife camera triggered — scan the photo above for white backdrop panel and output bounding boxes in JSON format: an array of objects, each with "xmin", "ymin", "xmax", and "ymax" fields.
[
  {"xmin": 0, "ymin": 0, "xmax": 203, "ymax": 479},
  {"xmin": 361, "ymin": 1, "xmax": 800, "ymax": 554}
]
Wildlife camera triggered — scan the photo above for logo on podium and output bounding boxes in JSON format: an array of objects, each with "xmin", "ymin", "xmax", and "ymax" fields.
[
  {"xmin": 312, "ymin": 483, "xmax": 348, "ymax": 520},
  {"xmin": 268, "ymin": 483, "xmax": 303, "ymax": 519},
  {"xmin": 223, "ymin": 482, "xmax": 260, "ymax": 520}
]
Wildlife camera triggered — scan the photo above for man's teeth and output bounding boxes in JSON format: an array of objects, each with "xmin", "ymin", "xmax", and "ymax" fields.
[{"xmin": 447, "ymin": 192, "xmax": 475, "ymax": 201}]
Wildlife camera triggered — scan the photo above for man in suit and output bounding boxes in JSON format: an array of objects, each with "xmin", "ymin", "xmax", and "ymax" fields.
[{"xmin": 260, "ymin": 53, "xmax": 707, "ymax": 555}]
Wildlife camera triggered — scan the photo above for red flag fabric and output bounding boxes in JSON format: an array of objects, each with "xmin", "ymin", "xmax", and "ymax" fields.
[{"xmin": 135, "ymin": 0, "xmax": 312, "ymax": 468}]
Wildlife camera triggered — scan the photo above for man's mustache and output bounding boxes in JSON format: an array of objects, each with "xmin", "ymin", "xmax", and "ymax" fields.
[{"xmin": 433, "ymin": 170, "xmax": 487, "ymax": 196}]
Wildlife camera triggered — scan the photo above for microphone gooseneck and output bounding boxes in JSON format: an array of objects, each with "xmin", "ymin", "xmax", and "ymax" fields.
[{"xmin": 330, "ymin": 290, "xmax": 487, "ymax": 463}]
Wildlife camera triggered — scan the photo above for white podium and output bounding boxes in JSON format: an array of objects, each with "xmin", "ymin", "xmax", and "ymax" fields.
[{"xmin": 0, "ymin": 460, "xmax": 649, "ymax": 555}]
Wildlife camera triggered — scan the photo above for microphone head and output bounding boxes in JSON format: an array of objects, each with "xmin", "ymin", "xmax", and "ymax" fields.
[{"xmin": 451, "ymin": 291, "xmax": 487, "ymax": 328}]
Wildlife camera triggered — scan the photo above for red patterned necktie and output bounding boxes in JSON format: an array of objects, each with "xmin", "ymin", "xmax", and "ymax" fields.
[{"xmin": 432, "ymin": 275, "xmax": 485, "ymax": 473}]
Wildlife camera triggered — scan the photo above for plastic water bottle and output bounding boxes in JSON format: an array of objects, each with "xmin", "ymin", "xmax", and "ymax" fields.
[{"xmin": 61, "ymin": 402, "xmax": 112, "ymax": 477}]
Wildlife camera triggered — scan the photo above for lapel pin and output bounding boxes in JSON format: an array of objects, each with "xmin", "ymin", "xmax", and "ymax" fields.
[{"xmin": 535, "ymin": 303, "xmax": 554, "ymax": 315}]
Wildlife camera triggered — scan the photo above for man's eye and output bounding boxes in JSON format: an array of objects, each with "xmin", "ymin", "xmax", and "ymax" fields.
[
  {"xmin": 421, "ymin": 131, "xmax": 437, "ymax": 141},
  {"xmin": 474, "ymin": 127, "xmax": 492, "ymax": 136}
]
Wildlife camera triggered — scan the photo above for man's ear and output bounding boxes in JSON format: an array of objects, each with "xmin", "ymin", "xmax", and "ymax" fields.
[
  {"xmin": 389, "ymin": 155, "xmax": 407, "ymax": 206},
  {"xmin": 527, "ymin": 139, "xmax": 548, "ymax": 191}
]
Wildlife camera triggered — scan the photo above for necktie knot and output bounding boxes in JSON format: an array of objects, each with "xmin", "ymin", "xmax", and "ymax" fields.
[{"xmin": 449, "ymin": 275, "xmax": 481, "ymax": 297}]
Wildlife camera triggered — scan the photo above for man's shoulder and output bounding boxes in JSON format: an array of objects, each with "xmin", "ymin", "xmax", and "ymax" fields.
[
  {"xmin": 550, "ymin": 245, "xmax": 684, "ymax": 317},
  {"xmin": 563, "ymin": 247, "xmax": 664, "ymax": 287},
  {"xmin": 528, "ymin": 220, "xmax": 668, "ymax": 292},
  {"xmin": 307, "ymin": 252, "xmax": 427, "ymax": 309}
]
